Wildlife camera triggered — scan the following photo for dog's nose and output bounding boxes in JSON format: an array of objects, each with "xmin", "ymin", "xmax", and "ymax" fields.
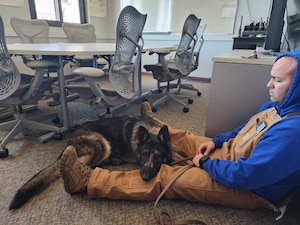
[
  {"xmin": 142, "ymin": 176, "xmax": 151, "ymax": 181},
  {"xmin": 141, "ymin": 168, "xmax": 154, "ymax": 181}
]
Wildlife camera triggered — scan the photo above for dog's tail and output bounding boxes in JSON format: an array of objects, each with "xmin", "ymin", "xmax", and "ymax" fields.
[{"xmin": 9, "ymin": 159, "xmax": 61, "ymax": 210}]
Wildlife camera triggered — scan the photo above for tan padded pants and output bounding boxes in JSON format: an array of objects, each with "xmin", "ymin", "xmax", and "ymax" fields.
[{"xmin": 87, "ymin": 125, "xmax": 280, "ymax": 211}]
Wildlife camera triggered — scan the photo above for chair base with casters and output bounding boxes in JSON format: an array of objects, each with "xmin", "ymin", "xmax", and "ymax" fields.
[
  {"xmin": 0, "ymin": 110, "xmax": 63, "ymax": 158},
  {"xmin": 0, "ymin": 106, "xmax": 62, "ymax": 158},
  {"xmin": 150, "ymin": 81, "xmax": 192, "ymax": 113},
  {"xmin": 0, "ymin": 75, "xmax": 63, "ymax": 158},
  {"xmin": 174, "ymin": 78, "xmax": 202, "ymax": 96},
  {"xmin": 144, "ymin": 64, "xmax": 193, "ymax": 113},
  {"xmin": 0, "ymin": 105, "xmax": 38, "ymax": 120},
  {"xmin": 0, "ymin": 73, "xmax": 63, "ymax": 158}
]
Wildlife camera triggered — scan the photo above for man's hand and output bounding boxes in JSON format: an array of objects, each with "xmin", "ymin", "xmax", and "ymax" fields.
[
  {"xmin": 192, "ymin": 153, "xmax": 204, "ymax": 167},
  {"xmin": 196, "ymin": 141, "xmax": 215, "ymax": 156},
  {"xmin": 193, "ymin": 141, "xmax": 215, "ymax": 167}
]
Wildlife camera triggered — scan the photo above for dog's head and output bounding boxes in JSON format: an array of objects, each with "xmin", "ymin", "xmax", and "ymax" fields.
[{"xmin": 136, "ymin": 125, "xmax": 172, "ymax": 181}]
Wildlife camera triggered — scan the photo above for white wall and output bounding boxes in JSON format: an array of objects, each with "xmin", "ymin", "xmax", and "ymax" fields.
[{"xmin": 0, "ymin": 0, "xmax": 273, "ymax": 78}]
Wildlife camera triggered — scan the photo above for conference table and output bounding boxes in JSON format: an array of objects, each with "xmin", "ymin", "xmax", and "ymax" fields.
[{"xmin": 7, "ymin": 42, "xmax": 173, "ymax": 132}]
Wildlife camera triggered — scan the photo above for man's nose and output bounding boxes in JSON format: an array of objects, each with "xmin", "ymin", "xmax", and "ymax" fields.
[{"xmin": 267, "ymin": 80, "xmax": 273, "ymax": 88}]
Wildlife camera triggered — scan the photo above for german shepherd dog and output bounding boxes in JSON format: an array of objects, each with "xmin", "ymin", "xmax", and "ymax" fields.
[{"xmin": 9, "ymin": 102, "xmax": 172, "ymax": 210}]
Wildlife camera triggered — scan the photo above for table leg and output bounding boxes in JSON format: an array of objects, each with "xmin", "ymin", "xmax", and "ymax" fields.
[{"xmin": 57, "ymin": 56, "xmax": 69, "ymax": 131}]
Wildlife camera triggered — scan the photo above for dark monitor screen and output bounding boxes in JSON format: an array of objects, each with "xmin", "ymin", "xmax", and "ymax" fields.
[
  {"xmin": 286, "ymin": 0, "xmax": 300, "ymax": 50},
  {"xmin": 264, "ymin": 0, "xmax": 287, "ymax": 52}
]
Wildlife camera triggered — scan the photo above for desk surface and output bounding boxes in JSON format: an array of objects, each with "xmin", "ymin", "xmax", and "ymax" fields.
[
  {"xmin": 7, "ymin": 43, "xmax": 116, "ymax": 56},
  {"xmin": 212, "ymin": 50, "xmax": 276, "ymax": 65},
  {"xmin": 7, "ymin": 42, "xmax": 175, "ymax": 56}
]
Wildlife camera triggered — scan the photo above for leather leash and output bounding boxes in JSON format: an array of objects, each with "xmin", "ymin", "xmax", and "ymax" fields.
[
  {"xmin": 153, "ymin": 157, "xmax": 208, "ymax": 225},
  {"xmin": 170, "ymin": 156, "xmax": 193, "ymax": 166}
]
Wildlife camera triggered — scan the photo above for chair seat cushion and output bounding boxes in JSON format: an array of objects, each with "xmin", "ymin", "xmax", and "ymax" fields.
[
  {"xmin": 26, "ymin": 60, "xmax": 60, "ymax": 69},
  {"xmin": 65, "ymin": 76, "xmax": 119, "ymax": 97},
  {"xmin": 144, "ymin": 63, "xmax": 180, "ymax": 82},
  {"xmin": 72, "ymin": 67, "xmax": 105, "ymax": 78}
]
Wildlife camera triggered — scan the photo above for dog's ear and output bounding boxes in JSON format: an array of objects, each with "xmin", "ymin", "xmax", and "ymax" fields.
[
  {"xmin": 137, "ymin": 126, "xmax": 150, "ymax": 144},
  {"xmin": 158, "ymin": 126, "xmax": 172, "ymax": 164},
  {"xmin": 157, "ymin": 125, "xmax": 170, "ymax": 144}
]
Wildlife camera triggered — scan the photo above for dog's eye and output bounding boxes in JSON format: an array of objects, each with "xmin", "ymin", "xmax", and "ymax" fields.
[
  {"xmin": 153, "ymin": 152, "xmax": 160, "ymax": 159},
  {"xmin": 142, "ymin": 151, "xmax": 149, "ymax": 157}
]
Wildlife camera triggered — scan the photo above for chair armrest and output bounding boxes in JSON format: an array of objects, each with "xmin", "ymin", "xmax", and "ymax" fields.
[
  {"xmin": 72, "ymin": 67, "xmax": 105, "ymax": 78},
  {"xmin": 148, "ymin": 47, "xmax": 176, "ymax": 56},
  {"xmin": 0, "ymin": 65, "xmax": 14, "ymax": 76},
  {"xmin": 148, "ymin": 47, "xmax": 178, "ymax": 73}
]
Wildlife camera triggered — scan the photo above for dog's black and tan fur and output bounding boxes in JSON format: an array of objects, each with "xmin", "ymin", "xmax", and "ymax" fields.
[{"xmin": 9, "ymin": 102, "xmax": 172, "ymax": 210}]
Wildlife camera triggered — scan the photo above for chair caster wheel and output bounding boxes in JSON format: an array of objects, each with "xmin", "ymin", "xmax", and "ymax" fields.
[
  {"xmin": 52, "ymin": 93, "xmax": 60, "ymax": 101},
  {"xmin": 183, "ymin": 107, "xmax": 189, "ymax": 113},
  {"xmin": 54, "ymin": 133, "xmax": 63, "ymax": 140},
  {"xmin": 152, "ymin": 107, "xmax": 157, "ymax": 112},
  {"xmin": 52, "ymin": 116, "xmax": 60, "ymax": 124},
  {"xmin": 197, "ymin": 92, "xmax": 202, "ymax": 96},
  {"xmin": 188, "ymin": 98, "xmax": 193, "ymax": 104},
  {"xmin": 0, "ymin": 148, "xmax": 9, "ymax": 158}
]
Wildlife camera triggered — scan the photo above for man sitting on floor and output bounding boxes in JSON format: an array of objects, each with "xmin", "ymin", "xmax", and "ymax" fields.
[{"xmin": 60, "ymin": 50, "xmax": 300, "ymax": 214}]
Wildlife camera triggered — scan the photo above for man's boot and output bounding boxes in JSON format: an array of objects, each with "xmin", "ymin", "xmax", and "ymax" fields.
[{"xmin": 60, "ymin": 145, "xmax": 93, "ymax": 194}]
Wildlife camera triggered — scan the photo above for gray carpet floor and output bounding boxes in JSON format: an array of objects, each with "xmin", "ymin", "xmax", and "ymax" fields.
[{"xmin": 0, "ymin": 76, "xmax": 299, "ymax": 225}]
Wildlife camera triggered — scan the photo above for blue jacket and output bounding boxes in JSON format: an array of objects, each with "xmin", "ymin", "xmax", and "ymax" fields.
[{"xmin": 205, "ymin": 50, "xmax": 300, "ymax": 204}]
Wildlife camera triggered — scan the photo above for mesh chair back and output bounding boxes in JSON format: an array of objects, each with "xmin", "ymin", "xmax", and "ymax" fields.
[
  {"xmin": 191, "ymin": 24, "xmax": 206, "ymax": 72},
  {"xmin": 62, "ymin": 23, "xmax": 96, "ymax": 43},
  {"xmin": 109, "ymin": 6, "xmax": 147, "ymax": 99},
  {"xmin": 0, "ymin": 17, "xmax": 21, "ymax": 100},
  {"xmin": 174, "ymin": 14, "xmax": 201, "ymax": 75},
  {"xmin": 10, "ymin": 17, "xmax": 60, "ymax": 72},
  {"xmin": 10, "ymin": 17, "xmax": 49, "ymax": 43}
]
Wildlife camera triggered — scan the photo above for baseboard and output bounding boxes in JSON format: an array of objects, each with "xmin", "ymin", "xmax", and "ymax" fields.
[{"xmin": 142, "ymin": 71, "xmax": 211, "ymax": 83}]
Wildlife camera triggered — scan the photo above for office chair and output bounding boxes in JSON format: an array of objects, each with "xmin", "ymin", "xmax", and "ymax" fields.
[
  {"xmin": 175, "ymin": 24, "xmax": 206, "ymax": 96},
  {"xmin": 63, "ymin": 22, "xmax": 96, "ymax": 43},
  {"xmin": 10, "ymin": 17, "xmax": 80, "ymax": 106},
  {"xmin": 10, "ymin": 17, "xmax": 62, "ymax": 99},
  {"xmin": 64, "ymin": 6, "xmax": 147, "ymax": 117},
  {"xmin": 10, "ymin": 17, "xmax": 60, "ymax": 75},
  {"xmin": 144, "ymin": 14, "xmax": 201, "ymax": 112},
  {"xmin": 0, "ymin": 16, "xmax": 62, "ymax": 158},
  {"xmin": 62, "ymin": 22, "xmax": 107, "ymax": 68}
]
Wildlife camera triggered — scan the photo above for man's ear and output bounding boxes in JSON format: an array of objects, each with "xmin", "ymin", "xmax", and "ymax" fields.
[
  {"xmin": 157, "ymin": 126, "xmax": 170, "ymax": 144},
  {"xmin": 137, "ymin": 126, "xmax": 150, "ymax": 144}
]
